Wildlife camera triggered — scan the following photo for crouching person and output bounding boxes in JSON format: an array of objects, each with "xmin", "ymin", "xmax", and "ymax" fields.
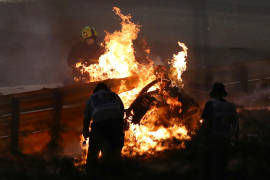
[{"xmin": 82, "ymin": 83, "xmax": 125, "ymax": 168}]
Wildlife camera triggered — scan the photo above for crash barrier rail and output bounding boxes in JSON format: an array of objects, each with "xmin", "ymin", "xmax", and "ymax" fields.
[
  {"xmin": 176, "ymin": 71, "xmax": 270, "ymax": 108},
  {"xmin": 185, "ymin": 59, "xmax": 270, "ymax": 89},
  {"xmin": 184, "ymin": 75, "xmax": 270, "ymax": 94},
  {"xmin": 0, "ymin": 76, "xmax": 138, "ymax": 155},
  {"xmin": 184, "ymin": 58, "xmax": 270, "ymax": 93},
  {"xmin": 0, "ymin": 70, "xmax": 269, "ymax": 155}
]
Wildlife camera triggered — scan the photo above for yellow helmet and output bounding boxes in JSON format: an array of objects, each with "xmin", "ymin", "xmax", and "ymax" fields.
[{"xmin": 81, "ymin": 26, "xmax": 97, "ymax": 40}]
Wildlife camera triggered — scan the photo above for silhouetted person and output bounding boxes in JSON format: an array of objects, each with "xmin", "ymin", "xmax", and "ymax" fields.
[
  {"xmin": 201, "ymin": 82, "xmax": 239, "ymax": 180},
  {"xmin": 67, "ymin": 26, "xmax": 104, "ymax": 82},
  {"xmin": 82, "ymin": 83, "xmax": 125, "ymax": 168}
]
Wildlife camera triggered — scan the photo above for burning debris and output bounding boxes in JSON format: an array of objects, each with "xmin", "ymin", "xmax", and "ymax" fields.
[
  {"xmin": 74, "ymin": 7, "xmax": 201, "ymax": 164},
  {"xmin": 122, "ymin": 78, "xmax": 201, "ymax": 157}
]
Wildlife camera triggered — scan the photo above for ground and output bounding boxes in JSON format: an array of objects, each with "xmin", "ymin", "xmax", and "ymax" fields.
[{"xmin": 0, "ymin": 108, "xmax": 269, "ymax": 180}]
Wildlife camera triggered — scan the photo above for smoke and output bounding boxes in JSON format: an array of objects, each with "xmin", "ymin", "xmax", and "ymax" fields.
[
  {"xmin": 0, "ymin": 0, "xmax": 169, "ymax": 87},
  {"xmin": 0, "ymin": 0, "xmax": 33, "ymax": 2},
  {"xmin": 0, "ymin": 0, "xmax": 115, "ymax": 87},
  {"xmin": 0, "ymin": 0, "xmax": 191, "ymax": 87},
  {"xmin": 1, "ymin": 0, "xmax": 270, "ymax": 88},
  {"xmin": 230, "ymin": 88, "xmax": 270, "ymax": 109},
  {"xmin": 0, "ymin": 1, "xmax": 68, "ymax": 86},
  {"xmin": 152, "ymin": 56, "xmax": 165, "ymax": 66}
]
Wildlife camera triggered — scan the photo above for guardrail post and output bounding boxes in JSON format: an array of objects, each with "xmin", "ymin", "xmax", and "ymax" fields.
[
  {"xmin": 11, "ymin": 97, "xmax": 20, "ymax": 154},
  {"xmin": 48, "ymin": 90, "xmax": 63, "ymax": 156}
]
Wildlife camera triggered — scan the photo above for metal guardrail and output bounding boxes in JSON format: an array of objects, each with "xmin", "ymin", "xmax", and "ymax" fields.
[{"xmin": 0, "ymin": 76, "xmax": 138, "ymax": 155}]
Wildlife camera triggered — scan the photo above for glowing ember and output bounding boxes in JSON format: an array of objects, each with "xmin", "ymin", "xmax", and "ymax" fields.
[
  {"xmin": 75, "ymin": 7, "xmax": 192, "ymax": 164},
  {"xmin": 98, "ymin": 150, "xmax": 103, "ymax": 159}
]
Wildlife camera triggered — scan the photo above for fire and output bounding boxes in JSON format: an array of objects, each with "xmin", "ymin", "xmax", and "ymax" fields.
[
  {"xmin": 98, "ymin": 150, "xmax": 103, "ymax": 159},
  {"xmin": 75, "ymin": 7, "xmax": 141, "ymax": 82},
  {"xmin": 74, "ymin": 134, "xmax": 89, "ymax": 166},
  {"xmin": 75, "ymin": 7, "xmax": 192, "ymax": 163},
  {"xmin": 122, "ymin": 106, "xmax": 190, "ymax": 157},
  {"xmin": 169, "ymin": 42, "xmax": 187, "ymax": 87}
]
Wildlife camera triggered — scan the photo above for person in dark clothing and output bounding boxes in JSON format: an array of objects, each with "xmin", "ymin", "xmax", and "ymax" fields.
[
  {"xmin": 82, "ymin": 83, "xmax": 125, "ymax": 166},
  {"xmin": 201, "ymin": 82, "xmax": 239, "ymax": 180},
  {"xmin": 67, "ymin": 26, "xmax": 104, "ymax": 82}
]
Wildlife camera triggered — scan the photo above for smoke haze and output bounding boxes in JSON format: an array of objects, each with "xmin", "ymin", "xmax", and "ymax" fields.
[{"xmin": 0, "ymin": 0, "xmax": 270, "ymax": 86}]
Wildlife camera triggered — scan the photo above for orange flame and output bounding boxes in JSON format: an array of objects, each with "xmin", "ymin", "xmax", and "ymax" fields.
[
  {"xmin": 98, "ymin": 150, "xmax": 103, "ymax": 159},
  {"xmin": 169, "ymin": 42, "xmax": 188, "ymax": 87},
  {"xmin": 74, "ymin": 134, "xmax": 89, "ymax": 166},
  {"xmin": 122, "ymin": 106, "xmax": 190, "ymax": 157},
  {"xmin": 76, "ymin": 7, "xmax": 190, "ymax": 163},
  {"xmin": 76, "ymin": 7, "xmax": 141, "ymax": 82}
]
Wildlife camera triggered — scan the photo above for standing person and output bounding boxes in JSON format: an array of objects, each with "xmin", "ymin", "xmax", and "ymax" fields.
[
  {"xmin": 82, "ymin": 83, "xmax": 125, "ymax": 167},
  {"xmin": 67, "ymin": 26, "xmax": 104, "ymax": 82},
  {"xmin": 201, "ymin": 82, "xmax": 239, "ymax": 180}
]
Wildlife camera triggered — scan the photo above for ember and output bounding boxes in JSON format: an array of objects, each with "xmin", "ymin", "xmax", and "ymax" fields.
[{"xmin": 75, "ymin": 7, "xmax": 200, "ymax": 164}]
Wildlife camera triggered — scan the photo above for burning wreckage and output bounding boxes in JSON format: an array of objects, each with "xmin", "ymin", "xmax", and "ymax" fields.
[{"xmin": 74, "ymin": 7, "xmax": 201, "ymax": 163}]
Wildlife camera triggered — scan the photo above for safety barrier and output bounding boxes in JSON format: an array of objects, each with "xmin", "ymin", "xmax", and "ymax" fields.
[{"xmin": 0, "ymin": 76, "xmax": 138, "ymax": 156}]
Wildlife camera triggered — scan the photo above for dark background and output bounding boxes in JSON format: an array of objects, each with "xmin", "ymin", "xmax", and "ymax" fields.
[{"xmin": 0, "ymin": 0, "xmax": 269, "ymax": 86}]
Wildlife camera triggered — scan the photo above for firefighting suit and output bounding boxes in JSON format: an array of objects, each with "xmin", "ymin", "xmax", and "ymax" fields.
[
  {"xmin": 83, "ymin": 89, "xmax": 125, "ymax": 165},
  {"xmin": 201, "ymin": 98, "xmax": 239, "ymax": 180},
  {"xmin": 67, "ymin": 42, "xmax": 104, "ymax": 81}
]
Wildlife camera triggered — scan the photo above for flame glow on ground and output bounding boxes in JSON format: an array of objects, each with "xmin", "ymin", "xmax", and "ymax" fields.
[{"xmin": 76, "ymin": 7, "xmax": 189, "ymax": 164}]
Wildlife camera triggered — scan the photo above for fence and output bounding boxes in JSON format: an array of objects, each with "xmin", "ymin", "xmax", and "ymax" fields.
[{"xmin": 0, "ymin": 76, "xmax": 138, "ymax": 156}]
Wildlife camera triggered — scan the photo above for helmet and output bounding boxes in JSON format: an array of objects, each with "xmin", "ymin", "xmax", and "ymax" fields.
[
  {"xmin": 210, "ymin": 82, "xmax": 228, "ymax": 98},
  {"xmin": 81, "ymin": 26, "xmax": 97, "ymax": 40}
]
